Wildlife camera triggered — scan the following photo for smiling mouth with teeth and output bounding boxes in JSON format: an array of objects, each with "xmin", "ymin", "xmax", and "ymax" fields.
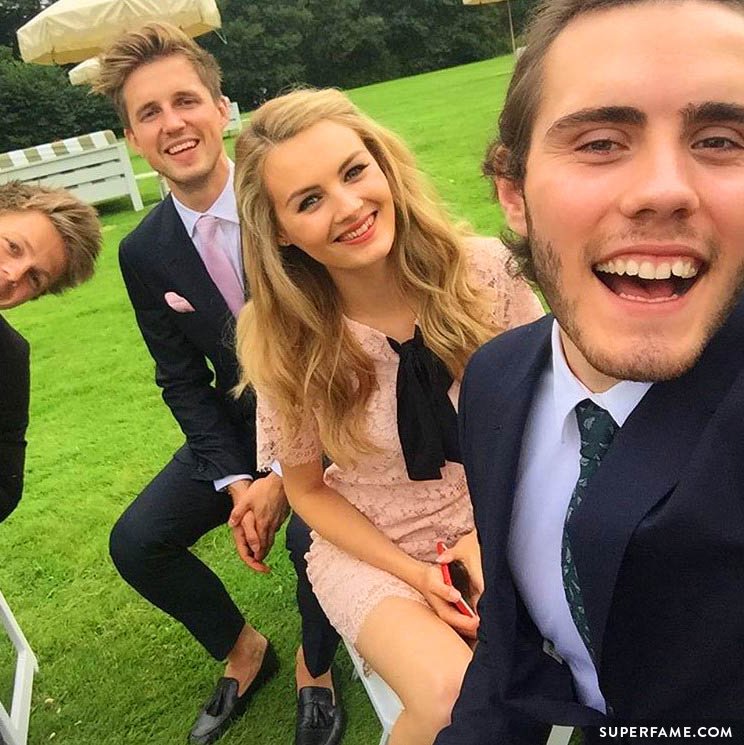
[
  {"xmin": 593, "ymin": 257, "xmax": 704, "ymax": 303},
  {"xmin": 336, "ymin": 212, "xmax": 376, "ymax": 242},
  {"xmin": 166, "ymin": 139, "xmax": 198, "ymax": 155}
]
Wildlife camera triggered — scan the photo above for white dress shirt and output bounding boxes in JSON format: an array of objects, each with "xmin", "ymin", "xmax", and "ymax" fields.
[
  {"xmin": 507, "ymin": 320, "xmax": 651, "ymax": 712},
  {"xmin": 171, "ymin": 162, "xmax": 251, "ymax": 492}
]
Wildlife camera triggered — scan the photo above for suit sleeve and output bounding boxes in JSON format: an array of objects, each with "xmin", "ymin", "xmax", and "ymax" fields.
[
  {"xmin": 0, "ymin": 327, "xmax": 30, "ymax": 522},
  {"xmin": 436, "ymin": 362, "xmax": 510, "ymax": 743},
  {"xmin": 119, "ymin": 242, "xmax": 255, "ymax": 481},
  {"xmin": 437, "ymin": 356, "xmax": 549, "ymax": 745}
]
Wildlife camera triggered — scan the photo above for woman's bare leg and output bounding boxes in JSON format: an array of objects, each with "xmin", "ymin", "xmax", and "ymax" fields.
[{"xmin": 355, "ymin": 597, "xmax": 473, "ymax": 745}]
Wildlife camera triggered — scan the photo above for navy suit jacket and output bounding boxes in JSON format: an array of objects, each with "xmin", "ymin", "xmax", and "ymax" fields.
[
  {"xmin": 119, "ymin": 196, "xmax": 256, "ymax": 482},
  {"xmin": 0, "ymin": 315, "xmax": 30, "ymax": 522},
  {"xmin": 436, "ymin": 298, "xmax": 744, "ymax": 744}
]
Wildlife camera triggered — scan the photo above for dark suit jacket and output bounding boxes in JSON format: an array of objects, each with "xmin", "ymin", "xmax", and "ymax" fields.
[
  {"xmin": 0, "ymin": 315, "xmax": 30, "ymax": 522},
  {"xmin": 119, "ymin": 196, "xmax": 256, "ymax": 481},
  {"xmin": 436, "ymin": 298, "xmax": 744, "ymax": 744}
]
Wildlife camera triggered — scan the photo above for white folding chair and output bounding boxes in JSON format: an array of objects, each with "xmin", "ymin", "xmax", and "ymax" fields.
[
  {"xmin": 548, "ymin": 725, "xmax": 574, "ymax": 745},
  {"xmin": 343, "ymin": 638, "xmax": 401, "ymax": 745},
  {"xmin": 0, "ymin": 591, "xmax": 38, "ymax": 745}
]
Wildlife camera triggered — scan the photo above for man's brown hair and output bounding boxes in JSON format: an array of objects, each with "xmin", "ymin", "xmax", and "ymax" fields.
[
  {"xmin": 0, "ymin": 182, "xmax": 101, "ymax": 295},
  {"xmin": 93, "ymin": 22, "xmax": 222, "ymax": 128},
  {"xmin": 485, "ymin": 0, "xmax": 744, "ymax": 282}
]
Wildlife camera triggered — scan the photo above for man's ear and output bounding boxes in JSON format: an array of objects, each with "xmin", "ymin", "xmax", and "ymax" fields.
[
  {"xmin": 496, "ymin": 177, "xmax": 528, "ymax": 237},
  {"xmin": 218, "ymin": 95, "xmax": 231, "ymax": 130},
  {"xmin": 124, "ymin": 127, "xmax": 142, "ymax": 156}
]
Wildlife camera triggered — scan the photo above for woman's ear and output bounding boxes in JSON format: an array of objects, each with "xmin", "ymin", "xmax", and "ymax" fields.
[{"xmin": 496, "ymin": 177, "xmax": 528, "ymax": 237}]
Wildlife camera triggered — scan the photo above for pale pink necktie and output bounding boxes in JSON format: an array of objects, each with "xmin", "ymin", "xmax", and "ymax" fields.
[{"xmin": 194, "ymin": 215, "xmax": 244, "ymax": 317}]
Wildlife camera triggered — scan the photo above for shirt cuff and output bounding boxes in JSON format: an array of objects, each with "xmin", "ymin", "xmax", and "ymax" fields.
[
  {"xmin": 214, "ymin": 474, "xmax": 253, "ymax": 492},
  {"xmin": 270, "ymin": 460, "xmax": 283, "ymax": 477}
]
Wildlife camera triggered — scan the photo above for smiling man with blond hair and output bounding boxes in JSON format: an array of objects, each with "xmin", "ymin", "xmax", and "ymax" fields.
[
  {"xmin": 436, "ymin": 1, "xmax": 744, "ymax": 742},
  {"xmin": 0, "ymin": 180, "xmax": 100, "ymax": 522},
  {"xmin": 94, "ymin": 23, "xmax": 343, "ymax": 745}
]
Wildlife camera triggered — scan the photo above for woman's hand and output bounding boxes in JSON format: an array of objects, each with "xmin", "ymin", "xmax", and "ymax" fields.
[
  {"xmin": 435, "ymin": 530, "xmax": 484, "ymax": 611},
  {"xmin": 414, "ymin": 562, "xmax": 480, "ymax": 639}
]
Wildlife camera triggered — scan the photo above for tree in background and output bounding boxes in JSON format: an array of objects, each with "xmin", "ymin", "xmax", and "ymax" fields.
[
  {"xmin": 300, "ymin": 0, "xmax": 392, "ymax": 89},
  {"xmin": 0, "ymin": 47, "xmax": 118, "ymax": 151},
  {"xmin": 201, "ymin": 0, "xmax": 311, "ymax": 108},
  {"xmin": 205, "ymin": 0, "xmax": 538, "ymax": 107},
  {"xmin": 0, "ymin": 0, "xmax": 46, "ymax": 56},
  {"xmin": 366, "ymin": 0, "xmax": 511, "ymax": 76}
]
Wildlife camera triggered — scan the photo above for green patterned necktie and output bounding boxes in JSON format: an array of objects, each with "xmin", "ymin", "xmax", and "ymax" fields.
[{"xmin": 562, "ymin": 399, "xmax": 618, "ymax": 658}]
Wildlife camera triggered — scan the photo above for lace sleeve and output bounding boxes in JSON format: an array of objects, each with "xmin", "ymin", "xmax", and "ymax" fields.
[
  {"xmin": 465, "ymin": 236, "xmax": 545, "ymax": 330},
  {"xmin": 256, "ymin": 394, "xmax": 323, "ymax": 471}
]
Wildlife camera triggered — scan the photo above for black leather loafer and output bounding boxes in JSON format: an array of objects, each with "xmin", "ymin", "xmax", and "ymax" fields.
[
  {"xmin": 189, "ymin": 642, "xmax": 279, "ymax": 744},
  {"xmin": 295, "ymin": 685, "xmax": 345, "ymax": 745}
]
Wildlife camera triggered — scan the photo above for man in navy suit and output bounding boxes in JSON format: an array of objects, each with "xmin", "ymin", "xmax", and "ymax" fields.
[
  {"xmin": 436, "ymin": 0, "xmax": 744, "ymax": 742},
  {"xmin": 95, "ymin": 24, "xmax": 342, "ymax": 745},
  {"xmin": 0, "ymin": 182, "xmax": 100, "ymax": 523}
]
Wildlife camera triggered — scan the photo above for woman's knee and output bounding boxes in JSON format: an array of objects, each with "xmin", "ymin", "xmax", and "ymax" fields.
[{"xmin": 402, "ymin": 662, "xmax": 465, "ymax": 734}]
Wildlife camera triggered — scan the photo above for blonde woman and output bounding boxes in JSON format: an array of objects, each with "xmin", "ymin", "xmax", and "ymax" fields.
[{"xmin": 234, "ymin": 88, "xmax": 542, "ymax": 745}]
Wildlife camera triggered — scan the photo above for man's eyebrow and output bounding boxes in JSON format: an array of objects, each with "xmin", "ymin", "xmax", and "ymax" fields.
[
  {"xmin": 682, "ymin": 102, "xmax": 744, "ymax": 127},
  {"xmin": 134, "ymin": 100, "xmax": 158, "ymax": 118},
  {"xmin": 546, "ymin": 107, "xmax": 646, "ymax": 137},
  {"xmin": 285, "ymin": 150, "xmax": 364, "ymax": 207}
]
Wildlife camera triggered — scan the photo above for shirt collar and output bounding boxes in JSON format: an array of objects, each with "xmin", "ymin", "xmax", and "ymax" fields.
[
  {"xmin": 550, "ymin": 319, "xmax": 652, "ymax": 441},
  {"xmin": 172, "ymin": 160, "xmax": 239, "ymax": 239}
]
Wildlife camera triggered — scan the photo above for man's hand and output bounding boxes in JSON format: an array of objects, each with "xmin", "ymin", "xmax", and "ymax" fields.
[{"xmin": 227, "ymin": 473, "xmax": 290, "ymax": 573}]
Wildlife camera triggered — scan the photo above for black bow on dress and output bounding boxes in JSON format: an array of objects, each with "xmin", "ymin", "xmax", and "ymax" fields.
[{"xmin": 387, "ymin": 326, "xmax": 462, "ymax": 481}]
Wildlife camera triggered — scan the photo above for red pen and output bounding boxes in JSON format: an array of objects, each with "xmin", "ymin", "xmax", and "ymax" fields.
[{"xmin": 436, "ymin": 541, "xmax": 476, "ymax": 618}]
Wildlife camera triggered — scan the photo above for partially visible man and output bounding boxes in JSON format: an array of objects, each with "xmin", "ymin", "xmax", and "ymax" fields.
[
  {"xmin": 437, "ymin": 1, "xmax": 744, "ymax": 743},
  {"xmin": 0, "ymin": 182, "xmax": 101, "ymax": 522},
  {"xmin": 94, "ymin": 24, "xmax": 342, "ymax": 745}
]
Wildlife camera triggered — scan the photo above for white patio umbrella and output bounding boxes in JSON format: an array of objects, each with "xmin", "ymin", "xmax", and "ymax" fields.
[
  {"xmin": 463, "ymin": 0, "xmax": 517, "ymax": 55},
  {"xmin": 17, "ymin": 0, "xmax": 221, "ymax": 65},
  {"xmin": 68, "ymin": 56, "xmax": 100, "ymax": 85}
]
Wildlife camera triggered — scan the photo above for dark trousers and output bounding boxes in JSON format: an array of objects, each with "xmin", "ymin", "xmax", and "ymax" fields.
[{"xmin": 109, "ymin": 455, "xmax": 339, "ymax": 676}]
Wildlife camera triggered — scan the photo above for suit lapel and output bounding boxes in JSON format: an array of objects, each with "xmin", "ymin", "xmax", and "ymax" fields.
[
  {"xmin": 475, "ymin": 318, "xmax": 554, "ymax": 672},
  {"xmin": 157, "ymin": 196, "xmax": 236, "ymax": 340},
  {"xmin": 570, "ymin": 297, "xmax": 744, "ymax": 668}
]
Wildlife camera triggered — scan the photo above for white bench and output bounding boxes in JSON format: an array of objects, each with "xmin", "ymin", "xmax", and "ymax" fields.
[
  {"xmin": 224, "ymin": 101, "xmax": 243, "ymax": 137},
  {"xmin": 0, "ymin": 130, "xmax": 143, "ymax": 212},
  {"xmin": 343, "ymin": 638, "xmax": 574, "ymax": 745},
  {"xmin": 0, "ymin": 591, "xmax": 38, "ymax": 745}
]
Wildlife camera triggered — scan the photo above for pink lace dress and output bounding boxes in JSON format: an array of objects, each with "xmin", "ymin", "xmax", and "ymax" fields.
[{"xmin": 257, "ymin": 237, "xmax": 543, "ymax": 643}]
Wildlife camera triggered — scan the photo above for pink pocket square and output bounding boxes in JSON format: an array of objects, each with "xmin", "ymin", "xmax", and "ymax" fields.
[{"xmin": 164, "ymin": 291, "xmax": 195, "ymax": 313}]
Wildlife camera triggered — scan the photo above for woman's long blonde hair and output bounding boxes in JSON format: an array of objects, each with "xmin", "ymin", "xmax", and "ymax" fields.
[{"xmin": 235, "ymin": 88, "xmax": 497, "ymax": 466}]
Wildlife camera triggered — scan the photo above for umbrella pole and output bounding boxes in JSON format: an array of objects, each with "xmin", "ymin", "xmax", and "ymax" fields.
[{"xmin": 507, "ymin": 0, "xmax": 516, "ymax": 55}]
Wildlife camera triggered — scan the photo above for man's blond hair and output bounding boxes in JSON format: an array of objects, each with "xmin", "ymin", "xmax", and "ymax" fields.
[
  {"xmin": 0, "ymin": 182, "xmax": 101, "ymax": 295},
  {"xmin": 93, "ymin": 22, "xmax": 222, "ymax": 128}
]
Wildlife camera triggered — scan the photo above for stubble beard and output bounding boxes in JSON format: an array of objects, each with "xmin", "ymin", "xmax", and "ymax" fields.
[
  {"xmin": 164, "ymin": 162, "xmax": 214, "ymax": 196},
  {"xmin": 529, "ymin": 230, "xmax": 744, "ymax": 383}
]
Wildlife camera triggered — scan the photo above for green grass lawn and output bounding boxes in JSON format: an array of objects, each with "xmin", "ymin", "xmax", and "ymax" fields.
[{"xmin": 0, "ymin": 55, "xmax": 515, "ymax": 745}]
